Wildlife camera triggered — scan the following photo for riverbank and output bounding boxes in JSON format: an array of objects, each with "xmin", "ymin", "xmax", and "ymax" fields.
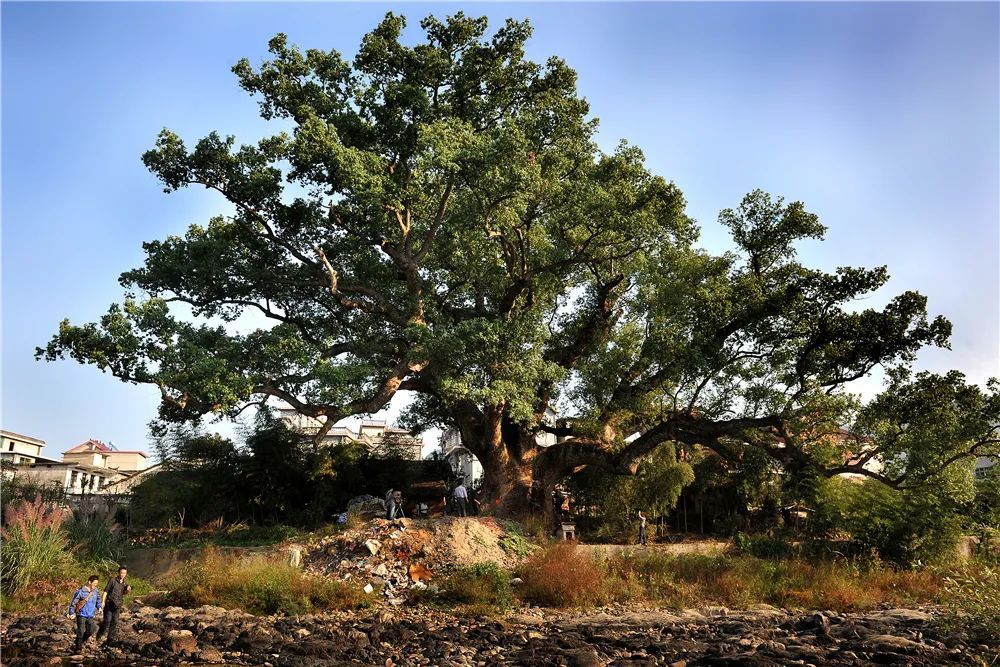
[{"xmin": 2, "ymin": 601, "xmax": 995, "ymax": 666}]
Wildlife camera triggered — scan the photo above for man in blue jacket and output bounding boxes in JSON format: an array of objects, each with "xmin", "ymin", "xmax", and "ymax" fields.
[{"xmin": 67, "ymin": 575, "xmax": 102, "ymax": 653}]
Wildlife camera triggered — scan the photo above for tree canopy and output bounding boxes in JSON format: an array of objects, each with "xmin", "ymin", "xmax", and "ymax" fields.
[{"xmin": 38, "ymin": 13, "xmax": 999, "ymax": 516}]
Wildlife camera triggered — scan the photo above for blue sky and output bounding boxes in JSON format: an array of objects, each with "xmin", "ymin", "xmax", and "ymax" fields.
[{"xmin": 2, "ymin": 2, "xmax": 998, "ymax": 459}]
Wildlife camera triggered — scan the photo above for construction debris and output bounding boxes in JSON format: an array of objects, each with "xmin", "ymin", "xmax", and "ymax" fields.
[{"xmin": 304, "ymin": 517, "xmax": 530, "ymax": 603}]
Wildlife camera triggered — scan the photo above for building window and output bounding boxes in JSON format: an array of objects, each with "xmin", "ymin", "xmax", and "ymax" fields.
[
  {"xmin": 70, "ymin": 471, "xmax": 78, "ymax": 488},
  {"xmin": 7, "ymin": 443, "xmax": 13, "ymax": 452}
]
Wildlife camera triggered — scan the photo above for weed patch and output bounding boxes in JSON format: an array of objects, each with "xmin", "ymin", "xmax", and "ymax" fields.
[
  {"xmin": 517, "ymin": 543, "xmax": 618, "ymax": 607},
  {"xmin": 161, "ymin": 548, "xmax": 366, "ymax": 615},
  {"xmin": 440, "ymin": 562, "xmax": 514, "ymax": 611},
  {"xmin": 516, "ymin": 544, "xmax": 946, "ymax": 611}
]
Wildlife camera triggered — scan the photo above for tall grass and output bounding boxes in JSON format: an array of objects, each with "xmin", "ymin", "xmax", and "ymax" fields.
[
  {"xmin": 162, "ymin": 548, "xmax": 368, "ymax": 615},
  {"xmin": 1, "ymin": 495, "xmax": 71, "ymax": 595},
  {"xmin": 66, "ymin": 510, "xmax": 123, "ymax": 563},
  {"xmin": 517, "ymin": 544, "xmax": 945, "ymax": 610}
]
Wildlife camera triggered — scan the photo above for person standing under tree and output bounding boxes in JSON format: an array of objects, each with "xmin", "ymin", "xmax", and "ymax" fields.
[
  {"xmin": 638, "ymin": 511, "xmax": 648, "ymax": 546},
  {"xmin": 453, "ymin": 482, "xmax": 468, "ymax": 517},
  {"xmin": 95, "ymin": 565, "xmax": 131, "ymax": 647},
  {"xmin": 67, "ymin": 575, "xmax": 102, "ymax": 653}
]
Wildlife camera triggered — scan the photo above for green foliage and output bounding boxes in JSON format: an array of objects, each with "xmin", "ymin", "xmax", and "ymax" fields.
[
  {"xmin": 0, "ymin": 474, "xmax": 66, "ymax": 505},
  {"xmin": 131, "ymin": 423, "xmax": 422, "ymax": 529},
  {"xmin": 568, "ymin": 443, "xmax": 694, "ymax": 539},
  {"xmin": 939, "ymin": 565, "xmax": 1000, "ymax": 645},
  {"xmin": 162, "ymin": 548, "xmax": 367, "ymax": 615},
  {"xmin": 441, "ymin": 562, "xmax": 514, "ymax": 610},
  {"xmin": 810, "ymin": 473, "xmax": 970, "ymax": 566},
  {"xmin": 733, "ymin": 532, "xmax": 796, "ymax": 559},
  {"xmin": 1, "ymin": 496, "xmax": 72, "ymax": 595},
  {"xmin": 35, "ymin": 12, "xmax": 998, "ymax": 514},
  {"xmin": 497, "ymin": 528, "xmax": 535, "ymax": 559},
  {"xmin": 66, "ymin": 503, "xmax": 124, "ymax": 563}
]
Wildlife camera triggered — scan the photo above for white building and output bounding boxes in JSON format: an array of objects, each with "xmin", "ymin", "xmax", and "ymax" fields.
[
  {"xmin": 439, "ymin": 408, "xmax": 564, "ymax": 486},
  {"xmin": 276, "ymin": 404, "xmax": 423, "ymax": 460},
  {"xmin": 975, "ymin": 456, "xmax": 997, "ymax": 480},
  {"xmin": 1, "ymin": 430, "xmax": 52, "ymax": 467},
  {"xmin": 2, "ymin": 432, "xmax": 152, "ymax": 495},
  {"xmin": 439, "ymin": 428, "xmax": 483, "ymax": 486}
]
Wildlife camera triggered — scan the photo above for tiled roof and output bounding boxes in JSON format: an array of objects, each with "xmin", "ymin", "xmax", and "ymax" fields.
[
  {"xmin": 64, "ymin": 439, "xmax": 113, "ymax": 454},
  {"xmin": 63, "ymin": 440, "xmax": 149, "ymax": 456}
]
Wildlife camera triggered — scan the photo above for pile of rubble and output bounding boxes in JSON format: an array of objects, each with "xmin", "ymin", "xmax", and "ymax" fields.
[{"xmin": 303, "ymin": 517, "xmax": 526, "ymax": 604}]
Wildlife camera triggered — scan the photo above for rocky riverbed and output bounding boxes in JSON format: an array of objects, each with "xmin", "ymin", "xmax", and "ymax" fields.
[{"xmin": 2, "ymin": 603, "xmax": 995, "ymax": 666}]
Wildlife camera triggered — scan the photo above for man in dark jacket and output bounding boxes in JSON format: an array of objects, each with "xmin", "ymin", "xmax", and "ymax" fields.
[
  {"xmin": 67, "ymin": 575, "xmax": 102, "ymax": 653},
  {"xmin": 96, "ymin": 565, "xmax": 132, "ymax": 646}
]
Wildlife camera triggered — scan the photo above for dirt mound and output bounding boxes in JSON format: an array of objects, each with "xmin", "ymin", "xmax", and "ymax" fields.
[{"xmin": 304, "ymin": 517, "xmax": 530, "ymax": 601}]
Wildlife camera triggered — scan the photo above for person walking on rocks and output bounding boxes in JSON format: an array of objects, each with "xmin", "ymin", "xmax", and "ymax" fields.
[
  {"xmin": 95, "ymin": 565, "xmax": 131, "ymax": 647},
  {"xmin": 67, "ymin": 575, "xmax": 102, "ymax": 653},
  {"xmin": 453, "ymin": 482, "xmax": 468, "ymax": 517},
  {"xmin": 638, "ymin": 511, "xmax": 648, "ymax": 546}
]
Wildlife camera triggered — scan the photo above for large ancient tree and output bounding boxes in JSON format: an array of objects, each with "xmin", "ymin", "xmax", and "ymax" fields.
[{"xmin": 40, "ymin": 13, "xmax": 998, "ymax": 517}]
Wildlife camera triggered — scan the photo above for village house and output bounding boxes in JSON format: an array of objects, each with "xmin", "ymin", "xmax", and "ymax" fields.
[
  {"xmin": 1, "ymin": 430, "xmax": 53, "ymax": 468},
  {"xmin": 2, "ymin": 432, "xmax": 152, "ymax": 496},
  {"xmin": 276, "ymin": 404, "xmax": 424, "ymax": 460},
  {"xmin": 975, "ymin": 455, "xmax": 997, "ymax": 480}
]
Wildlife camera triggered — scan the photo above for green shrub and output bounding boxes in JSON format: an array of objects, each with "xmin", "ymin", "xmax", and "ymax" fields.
[
  {"xmin": 162, "ymin": 548, "xmax": 367, "ymax": 615},
  {"xmin": 441, "ymin": 562, "xmax": 514, "ymax": 611},
  {"xmin": 811, "ymin": 475, "xmax": 967, "ymax": 566},
  {"xmin": 1, "ymin": 495, "xmax": 72, "ymax": 595},
  {"xmin": 734, "ymin": 532, "xmax": 796, "ymax": 559},
  {"xmin": 498, "ymin": 530, "xmax": 535, "ymax": 559},
  {"xmin": 939, "ymin": 565, "xmax": 1000, "ymax": 644}
]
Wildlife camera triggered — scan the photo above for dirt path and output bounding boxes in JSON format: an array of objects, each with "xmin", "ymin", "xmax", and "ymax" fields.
[{"xmin": 577, "ymin": 539, "xmax": 731, "ymax": 558}]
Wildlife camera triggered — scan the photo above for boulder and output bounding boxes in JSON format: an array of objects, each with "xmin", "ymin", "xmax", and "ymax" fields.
[{"xmin": 163, "ymin": 629, "xmax": 198, "ymax": 655}]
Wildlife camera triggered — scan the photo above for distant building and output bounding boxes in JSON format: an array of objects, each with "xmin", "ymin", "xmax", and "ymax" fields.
[
  {"xmin": 1, "ymin": 430, "xmax": 54, "ymax": 467},
  {"xmin": 276, "ymin": 404, "xmax": 423, "ymax": 460},
  {"xmin": 63, "ymin": 439, "xmax": 149, "ymax": 474},
  {"xmin": 438, "ymin": 407, "xmax": 564, "ymax": 486},
  {"xmin": 439, "ymin": 428, "xmax": 482, "ymax": 487},
  {"xmin": 2, "ymin": 432, "xmax": 152, "ymax": 495},
  {"xmin": 975, "ymin": 456, "xmax": 997, "ymax": 481}
]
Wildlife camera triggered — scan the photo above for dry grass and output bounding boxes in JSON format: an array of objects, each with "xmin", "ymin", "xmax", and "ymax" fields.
[
  {"xmin": 517, "ymin": 544, "xmax": 947, "ymax": 610},
  {"xmin": 517, "ymin": 542, "xmax": 626, "ymax": 607},
  {"xmin": 162, "ymin": 548, "xmax": 368, "ymax": 615}
]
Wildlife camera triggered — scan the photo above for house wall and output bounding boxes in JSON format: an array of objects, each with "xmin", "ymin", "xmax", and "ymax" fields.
[
  {"xmin": 105, "ymin": 452, "xmax": 147, "ymax": 472},
  {"xmin": 17, "ymin": 466, "xmax": 71, "ymax": 490},
  {"xmin": 19, "ymin": 464, "xmax": 119, "ymax": 494},
  {"xmin": 1, "ymin": 451, "xmax": 40, "ymax": 465},
  {"xmin": 2, "ymin": 438, "xmax": 42, "ymax": 458},
  {"xmin": 63, "ymin": 452, "xmax": 109, "ymax": 468}
]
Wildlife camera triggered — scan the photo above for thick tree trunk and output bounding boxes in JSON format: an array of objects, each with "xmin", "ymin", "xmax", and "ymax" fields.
[{"xmin": 475, "ymin": 439, "xmax": 557, "ymax": 526}]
